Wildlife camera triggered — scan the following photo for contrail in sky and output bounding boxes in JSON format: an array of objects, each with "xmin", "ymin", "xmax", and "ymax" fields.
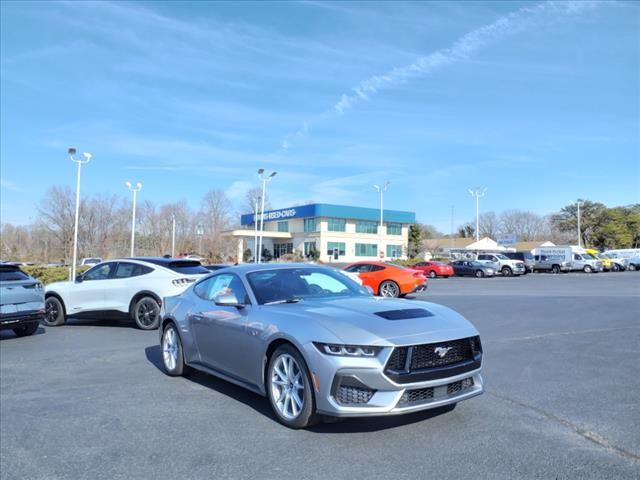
[{"xmin": 280, "ymin": 0, "xmax": 600, "ymax": 151}]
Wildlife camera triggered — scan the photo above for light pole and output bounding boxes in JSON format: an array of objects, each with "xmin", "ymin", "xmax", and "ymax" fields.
[
  {"xmin": 257, "ymin": 169, "xmax": 277, "ymax": 263},
  {"xmin": 374, "ymin": 181, "xmax": 390, "ymax": 259},
  {"xmin": 196, "ymin": 223, "xmax": 204, "ymax": 256},
  {"xmin": 468, "ymin": 187, "xmax": 486, "ymax": 242},
  {"xmin": 69, "ymin": 148, "xmax": 92, "ymax": 280},
  {"xmin": 125, "ymin": 181, "xmax": 142, "ymax": 257},
  {"xmin": 171, "ymin": 215, "xmax": 176, "ymax": 257},
  {"xmin": 577, "ymin": 200, "xmax": 583, "ymax": 247},
  {"xmin": 253, "ymin": 199, "xmax": 259, "ymax": 262}
]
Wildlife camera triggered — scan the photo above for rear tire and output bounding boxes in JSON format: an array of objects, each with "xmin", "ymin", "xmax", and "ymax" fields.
[
  {"xmin": 133, "ymin": 296, "xmax": 161, "ymax": 330},
  {"xmin": 12, "ymin": 322, "xmax": 39, "ymax": 337},
  {"xmin": 629, "ymin": 264, "xmax": 637, "ymax": 271},
  {"xmin": 551, "ymin": 265, "xmax": 561, "ymax": 274},
  {"xmin": 266, "ymin": 345, "xmax": 317, "ymax": 429},
  {"xmin": 611, "ymin": 264, "xmax": 620, "ymax": 272},
  {"xmin": 44, "ymin": 297, "xmax": 65, "ymax": 326},
  {"xmin": 379, "ymin": 280, "xmax": 400, "ymax": 298},
  {"xmin": 429, "ymin": 271, "xmax": 437, "ymax": 279},
  {"xmin": 475, "ymin": 270, "xmax": 484, "ymax": 278}
]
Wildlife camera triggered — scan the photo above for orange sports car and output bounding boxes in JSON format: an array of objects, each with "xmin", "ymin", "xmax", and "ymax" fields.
[{"xmin": 343, "ymin": 261, "xmax": 427, "ymax": 297}]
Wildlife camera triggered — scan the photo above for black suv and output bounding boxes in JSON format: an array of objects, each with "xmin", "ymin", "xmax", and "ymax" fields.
[{"xmin": 503, "ymin": 251, "xmax": 535, "ymax": 273}]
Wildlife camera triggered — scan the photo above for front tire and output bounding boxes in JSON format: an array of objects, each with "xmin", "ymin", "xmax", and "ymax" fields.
[
  {"xmin": 133, "ymin": 296, "xmax": 160, "ymax": 330},
  {"xmin": 501, "ymin": 267, "xmax": 513, "ymax": 277},
  {"xmin": 44, "ymin": 297, "xmax": 65, "ymax": 326},
  {"xmin": 551, "ymin": 265, "xmax": 561, "ymax": 274},
  {"xmin": 429, "ymin": 271, "xmax": 437, "ymax": 279},
  {"xmin": 475, "ymin": 270, "xmax": 484, "ymax": 278},
  {"xmin": 629, "ymin": 264, "xmax": 637, "ymax": 271},
  {"xmin": 379, "ymin": 280, "xmax": 400, "ymax": 297},
  {"xmin": 161, "ymin": 323, "xmax": 185, "ymax": 376},
  {"xmin": 266, "ymin": 345, "xmax": 317, "ymax": 429},
  {"xmin": 12, "ymin": 322, "xmax": 39, "ymax": 337},
  {"xmin": 583, "ymin": 265, "xmax": 592, "ymax": 273},
  {"xmin": 611, "ymin": 264, "xmax": 620, "ymax": 272}
]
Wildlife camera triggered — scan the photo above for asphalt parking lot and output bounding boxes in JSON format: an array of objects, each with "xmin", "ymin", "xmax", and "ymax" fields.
[{"xmin": 1, "ymin": 272, "xmax": 639, "ymax": 480}]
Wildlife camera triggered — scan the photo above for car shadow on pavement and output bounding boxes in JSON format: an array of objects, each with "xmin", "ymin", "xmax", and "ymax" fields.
[
  {"xmin": 145, "ymin": 344, "xmax": 457, "ymax": 433},
  {"xmin": 64, "ymin": 318, "xmax": 134, "ymax": 329},
  {"xmin": 0, "ymin": 326, "xmax": 46, "ymax": 340}
]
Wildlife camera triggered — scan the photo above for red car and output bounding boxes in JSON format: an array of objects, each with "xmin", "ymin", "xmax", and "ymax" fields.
[
  {"xmin": 343, "ymin": 261, "xmax": 427, "ymax": 297},
  {"xmin": 411, "ymin": 261, "xmax": 454, "ymax": 279}
]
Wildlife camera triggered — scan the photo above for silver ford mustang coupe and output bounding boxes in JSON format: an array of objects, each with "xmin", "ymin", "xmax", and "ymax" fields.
[{"xmin": 159, "ymin": 263, "xmax": 483, "ymax": 429}]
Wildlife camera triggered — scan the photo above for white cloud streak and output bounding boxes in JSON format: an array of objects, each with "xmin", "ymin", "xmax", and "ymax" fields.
[{"xmin": 281, "ymin": 1, "xmax": 601, "ymax": 150}]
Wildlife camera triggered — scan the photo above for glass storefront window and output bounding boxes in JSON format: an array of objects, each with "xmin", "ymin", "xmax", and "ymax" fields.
[
  {"xmin": 277, "ymin": 221, "xmax": 288, "ymax": 232},
  {"xmin": 356, "ymin": 220, "xmax": 377, "ymax": 234},
  {"xmin": 328, "ymin": 218, "xmax": 346, "ymax": 232},
  {"xmin": 387, "ymin": 223, "xmax": 402, "ymax": 235},
  {"xmin": 355, "ymin": 243, "xmax": 378, "ymax": 257},
  {"xmin": 326, "ymin": 242, "xmax": 346, "ymax": 256},
  {"xmin": 386, "ymin": 245, "xmax": 403, "ymax": 258},
  {"xmin": 304, "ymin": 218, "xmax": 317, "ymax": 232}
]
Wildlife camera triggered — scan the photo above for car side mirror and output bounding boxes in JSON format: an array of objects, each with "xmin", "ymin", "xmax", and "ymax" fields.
[
  {"xmin": 75, "ymin": 275, "xmax": 83, "ymax": 283},
  {"xmin": 214, "ymin": 293, "xmax": 244, "ymax": 308}
]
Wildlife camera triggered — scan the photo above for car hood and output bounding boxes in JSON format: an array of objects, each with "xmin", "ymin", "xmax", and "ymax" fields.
[{"xmin": 265, "ymin": 296, "xmax": 478, "ymax": 347}]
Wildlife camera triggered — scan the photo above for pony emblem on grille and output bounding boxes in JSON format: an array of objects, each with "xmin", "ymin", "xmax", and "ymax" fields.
[{"xmin": 434, "ymin": 346, "xmax": 452, "ymax": 358}]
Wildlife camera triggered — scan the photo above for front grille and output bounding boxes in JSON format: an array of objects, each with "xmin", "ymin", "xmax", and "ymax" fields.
[
  {"xmin": 399, "ymin": 377, "xmax": 475, "ymax": 406},
  {"xmin": 446, "ymin": 377, "xmax": 474, "ymax": 395},
  {"xmin": 386, "ymin": 347, "xmax": 407, "ymax": 371},
  {"xmin": 384, "ymin": 336, "xmax": 482, "ymax": 383},
  {"xmin": 410, "ymin": 338, "xmax": 474, "ymax": 370},
  {"xmin": 335, "ymin": 386, "xmax": 375, "ymax": 405},
  {"xmin": 400, "ymin": 387, "xmax": 434, "ymax": 405}
]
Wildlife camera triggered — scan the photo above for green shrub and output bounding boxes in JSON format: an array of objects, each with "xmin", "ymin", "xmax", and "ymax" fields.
[{"xmin": 22, "ymin": 265, "xmax": 90, "ymax": 285}]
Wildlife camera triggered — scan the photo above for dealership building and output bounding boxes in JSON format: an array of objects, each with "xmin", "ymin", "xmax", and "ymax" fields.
[{"xmin": 224, "ymin": 203, "xmax": 416, "ymax": 263}]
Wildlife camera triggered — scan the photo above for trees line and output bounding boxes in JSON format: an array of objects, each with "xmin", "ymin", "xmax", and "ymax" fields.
[
  {"xmin": 1, "ymin": 185, "xmax": 267, "ymax": 264},
  {"xmin": 2, "ymin": 188, "xmax": 638, "ymax": 263},
  {"xmin": 408, "ymin": 201, "xmax": 639, "ymax": 258}
]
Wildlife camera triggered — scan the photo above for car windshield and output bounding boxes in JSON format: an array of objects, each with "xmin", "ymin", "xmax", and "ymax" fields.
[
  {"xmin": 582, "ymin": 254, "xmax": 595, "ymax": 260},
  {"xmin": 247, "ymin": 267, "xmax": 369, "ymax": 305}
]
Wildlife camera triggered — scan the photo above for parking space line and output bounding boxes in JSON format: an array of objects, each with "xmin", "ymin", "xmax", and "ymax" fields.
[{"xmin": 490, "ymin": 326, "xmax": 640, "ymax": 343}]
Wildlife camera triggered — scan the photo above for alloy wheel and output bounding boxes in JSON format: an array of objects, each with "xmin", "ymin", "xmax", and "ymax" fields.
[
  {"xmin": 379, "ymin": 281, "xmax": 399, "ymax": 297},
  {"xmin": 45, "ymin": 299, "xmax": 58, "ymax": 323},
  {"xmin": 162, "ymin": 327, "xmax": 178, "ymax": 372},
  {"xmin": 429, "ymin": 271, "xmax": 437, "ymax": 279},
  {"xmin": 136, "ymin": 298, "xmax": 159, "ymax": 328},
  {"xmin": 270, "ymin": 353, "xmax": 305, "ymax": 420}
]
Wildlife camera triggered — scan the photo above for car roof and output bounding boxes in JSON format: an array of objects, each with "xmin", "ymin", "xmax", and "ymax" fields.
[
  {"xmin": 125, "ymin": 257, "xmax": 202, "ymax": 266},
  {"xmin": 221, "ymin": 262, "xmax": 340, "ymax": 275}
]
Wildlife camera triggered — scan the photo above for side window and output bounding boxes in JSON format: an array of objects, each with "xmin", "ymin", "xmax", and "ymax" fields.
[
  {"xmin": 370, "ymin": 265, "xmax": 385, "ymax": 272},
  {"xmin": 82, "ymin": 263, "xmax": 115, "ymax": 281},
  {"xmin": 345, "ymin": 264, "xmax": 371, "ymax": 273},
  {"xmin": 574, "ymin": 254, "xmax": 581, "ymax": 260},
  {"xmin": 477, "ymin": 255, "xmax": 486, "ymax": 260},
  {"xmin": 195, "ymin": 274, "xmax": 249, "ymax": 304},
  {"xmin": 415, "ymin": 262, "xmax": 426, "ymax": 267},
  {"xmin": 114, "ymin": 262, "xmax": 154, "ymax": 279}
]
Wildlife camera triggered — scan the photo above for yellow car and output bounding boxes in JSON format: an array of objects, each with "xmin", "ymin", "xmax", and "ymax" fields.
[{"xmin": 585, "ymin": 249, "xmax": 614, "ymax": 271}]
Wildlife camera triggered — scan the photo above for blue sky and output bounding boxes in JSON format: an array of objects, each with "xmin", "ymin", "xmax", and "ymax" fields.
[{"xmin": 1, "ymin": 0, "xmax": 638, "ymax": 232}]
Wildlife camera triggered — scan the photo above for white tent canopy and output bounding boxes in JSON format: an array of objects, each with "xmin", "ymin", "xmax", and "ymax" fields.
[{"xmin": 464, "ymin": 237, "xmax": 506, "ymax": 251}]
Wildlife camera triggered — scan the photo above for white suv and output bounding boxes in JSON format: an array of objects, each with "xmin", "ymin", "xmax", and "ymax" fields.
[{"xmin": 44, "ymin": 257, "xmax": 210, "ymax": 330}]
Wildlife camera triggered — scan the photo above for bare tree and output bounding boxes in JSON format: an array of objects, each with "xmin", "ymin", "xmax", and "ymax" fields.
[
  {"xmin": 37, "ymin": 186, "xmax": 76, "ymax": 263},
  {"xmin": 478, "ymin": 212, "xmax": 500, "ymax": 239},
  {"xmin": 244, "ymin": 187, "xmax": 270, "ymax": 214},
  {"xmin": 499, "ymin": 210, "xmax": 546, "ymax": 241}
]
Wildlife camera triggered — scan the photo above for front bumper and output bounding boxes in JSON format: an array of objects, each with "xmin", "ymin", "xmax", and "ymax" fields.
[{"xmin": 303, "ymin": 342, "xmax": 483, "ymax": 417}]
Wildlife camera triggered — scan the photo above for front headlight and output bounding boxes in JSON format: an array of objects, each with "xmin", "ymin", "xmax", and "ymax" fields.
[{"xmin": 313, "ymin": 342, "xmax": 381, "ymax": 357}]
